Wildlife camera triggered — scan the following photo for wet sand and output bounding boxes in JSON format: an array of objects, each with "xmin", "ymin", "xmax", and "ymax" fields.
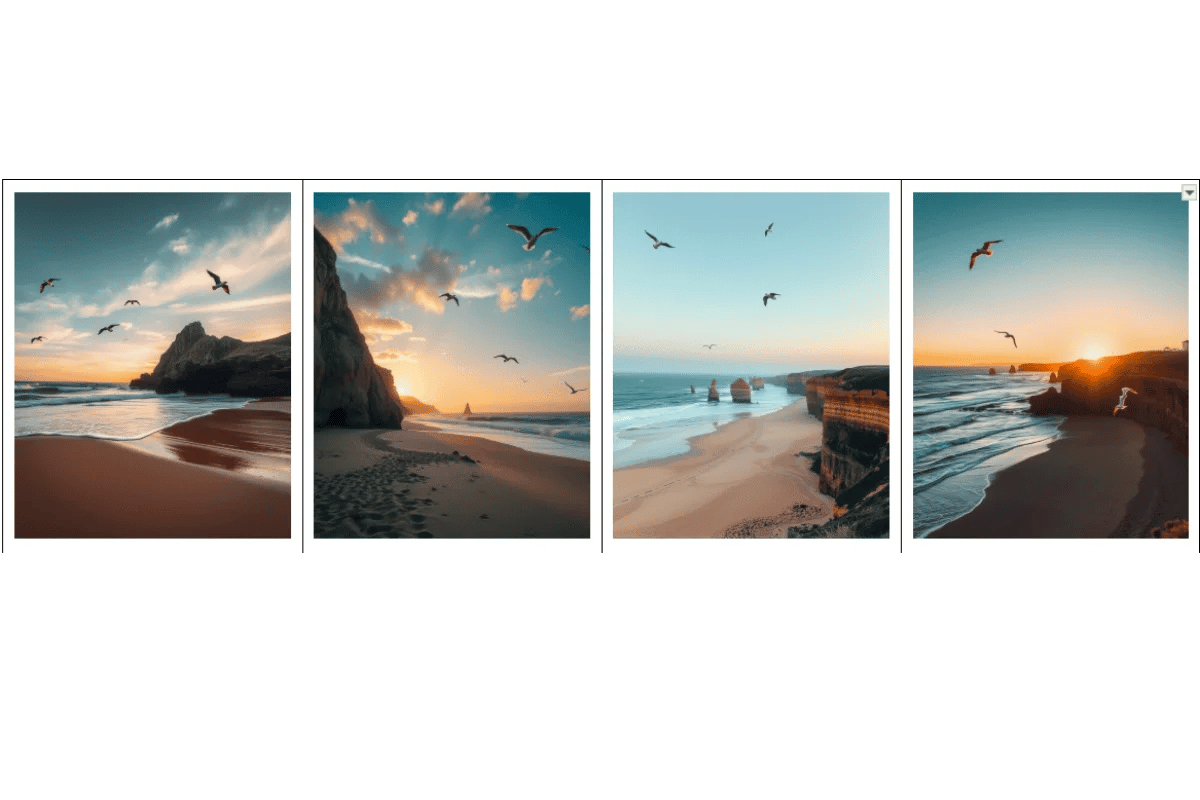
[
  {"xmin": 313, "ymin": 426, "xmax": 589, "ymax": 538},
  {"xmin": 613, "ymin": 401, "xmax": 831, "ymax": 538},
  {"xmin": 930, "ymin": 416, "xmax": 1185, "ymax": 538},
  {"xmin": 15, "ymin": 400, "xmax": 290, "ymax": 538}
]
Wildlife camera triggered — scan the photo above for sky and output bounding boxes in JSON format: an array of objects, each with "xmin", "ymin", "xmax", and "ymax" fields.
[
  {"xmin": 314, "ymin": 192, "xmax": 590, "ymax": 412},
  {"xmin": 14, "ymin": 193, "xmax": 291, "ymax": 382},
  {"xmin": 614, "ymin": 192, "xmax": 889, "ymax": 374},
  {"xmin": 913, "ymin": 193, "xmax": 1190, "ymax": 365}
]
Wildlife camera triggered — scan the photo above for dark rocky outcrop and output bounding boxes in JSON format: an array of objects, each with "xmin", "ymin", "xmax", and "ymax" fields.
[
  {"xmin": 750, "ymin": 377, "xmax": 765, "ymax": 391},
  {"xmin": 707, "ymin": 380, "xmax": 719, "ymax": 401},
  {"xmin": 1008, "ymin": 365, "xmax": 1016, "ymax": 374},
  {"xmin": 314, "ymin": 227, "xmax": 403, "ymax": 428},
  {"xmin": 1019, "ymin": 362, "xmax": 1065, "ymax": 373},
  {"xmin": 1028, "ymin": 350, "xmax": 1187, "ymax": 451},
  {"xmin": 818, "ymin": 388, "xmax": 889, "ymax": 497},
  {"xmin": 786, "ymin": 374, "xmax": 806, "ymax": 394},
  {"xmin": 463, "ymin": 403, "xmax": 473, "ymax": 415},
  {"xmin": 730, "ymin": 378, "xmax": 752, "ymax": 402},
  {"xmin": 129, "ymin": 321, "xmax": 289, "ymax": 396},
  {"xmin": 988, "ymin": 368, "xmax": 997, "ymax": 375},
  {"xmin": 1049, "ymin": 371, "xmax": 1058, "ymax": 383},
  {"xmin": 400, "ymin": 396, "xmax": 439, "ymax": 415}
]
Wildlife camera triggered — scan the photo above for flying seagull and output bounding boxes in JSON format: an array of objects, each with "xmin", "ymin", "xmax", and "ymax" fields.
[
  {"xmin": 702, "ymin": 344, "xmax": 717, "ymax": 349},
  {"xmin": 645, "ymin": 230, "xmax": 674, "ymax": 249},
  {"xmin": 124, "ymin": 299, "xmax": 140, "ymax": 305},
  {"xmin": 565, "ymin": 382, "xmax": 588, "ymax": 394},
  {"xmin": 40, "ymin": 278, "xmax": 60, "ymax": 293},
  {"xmin": 206, "ymin": 269, "xmax": 230, "ymax": 294},
  {"xmin": 583, "ymin": 245, "xmax": 590, "ymax": 253},
  {"xmin": 995, "ymin": 330, "xmax": 1018, "ymax": 348},
  {"xmin": 969, "ymin": 240, "xmax": 1003, "ymax": 270},
  {"xmin": 1113, "ymin": 387, "xmax": 1137, "ymax": 416},
  {"xmin": 98, "ymin": 324, "xmax": 119, "ymax": 334},
  {"xmin": 439, "ymin": 292, "xmax": 460, "ymax": 306},
  {"xmin": 763, "ymin": 292, "xmax": 782, "ymax": 306},
  {"xmin": 507, "ymin": 224, "xmax": 557, "ymax": 251},
  {"xmin": 30, "ymin": 336, "xmax": 45, "ymax": 343},
  {"xmin": 764, "ymin": 222, "xmax": 774, "ymax": 237},
  {"xmin": 494, "ymin": 354, "xmax": 519, "ymax": 363}
]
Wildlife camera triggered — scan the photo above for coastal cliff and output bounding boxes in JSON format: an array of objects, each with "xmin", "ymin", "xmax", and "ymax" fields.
[
  {"xmin": 1029, "ymin": 351, "xmax": 1187, "ymax": 451},
  {"xmin": 130, "ymin": 322, "xmax": 290, "ymax": 396},
  {"xmin": 804, "ymin": 366, "xmax": 889, "ymax": 420},
  {"xmin": 314, "ymin": 227, "xmax": 404, "ymax": 428},
  {"xmin": 818, "ymin": 388, "xmax": 890, "ymax": 497}
]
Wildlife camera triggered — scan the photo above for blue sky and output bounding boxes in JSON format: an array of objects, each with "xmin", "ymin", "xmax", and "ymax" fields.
[
  {"xmin": 314, "ymin": 192, "xmax": 590, "ymax": 411},
  {"xmin": 914, "ymin": 192, "xmax": 1189, "ymax": 364},
  {"xmin": 614, "ymin": 192, "xmax": 889, "ymax": 374},
  {"xmin": 14, "ymin": 193, "xmax": 291, "ymax": 381}
]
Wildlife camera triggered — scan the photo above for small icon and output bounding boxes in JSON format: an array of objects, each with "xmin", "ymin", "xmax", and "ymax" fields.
[{"xmin": 1183, "ymin": 184, "xmax": 1197, "ymax": 201}]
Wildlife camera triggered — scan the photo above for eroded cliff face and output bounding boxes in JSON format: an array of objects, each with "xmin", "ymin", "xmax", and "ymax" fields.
[
  {"xmin": 805, "ymin": 376, "xmax": 840, "ymax": 419},
  {"xmin": 314, "ymin": 228, "xmax": 403, "ymax": 428},
  {"xmin": 786, "ymin": 374, "xmax": 806, "ymax": 394},
  {"xmin": 1029, "ymin": 351, "xmax": 1187, "ymax": 451},
  {"xmin": 730, "ymin": 378, "xmax": 752, "ymax": 402},
  {"xmin": 818, "ymin": 388, "xmax": 889, "ymax": 497},
  {"xmin": 130, "ymin": 321, "xmax": 290, "ymax": 396}
]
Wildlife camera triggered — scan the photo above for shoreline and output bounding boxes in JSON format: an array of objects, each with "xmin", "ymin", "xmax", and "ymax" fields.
[
  {"xmin": 15, "ymin": 399, "xmax": 290, "ymax": 538},
  {"xmin": 314, "ymin": 426, "xmax": 589, "ymax": 538},
  {"xmin": 614, "ymin": 400, "xmax": 831, "ymax": 538},
  {"xmin": 928, "ymin": 416, "xmax": 1186, "ymax": 538}
]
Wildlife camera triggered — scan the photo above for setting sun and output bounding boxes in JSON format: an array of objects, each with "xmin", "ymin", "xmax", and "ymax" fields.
[{"xmin": 1083, "ymin": 346, "xmax": 1106, "ymax": 360}]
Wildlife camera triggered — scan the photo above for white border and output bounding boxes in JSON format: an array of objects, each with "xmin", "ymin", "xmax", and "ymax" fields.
[
  {"xmin": 604, "ymin": 179, "xmax": 901, "ymax": 551},
  {"xmin": 303, "ymin": 179, "xmax": 601, "ymax": 552},
  {"xmin": 904, "ymin": 178, "xmax": 1199, "ymax": 549},
  {"xmin": 3, "ymin": 179, "xmax": 302, "ymax": 553}
]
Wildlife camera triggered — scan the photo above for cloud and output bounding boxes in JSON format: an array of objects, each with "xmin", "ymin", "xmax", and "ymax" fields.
[
  {"xmin": 550, "ymin": 365, "xmax": 589, "ymax": 377},
  {"xmin": 521, "ymin": 276, "xmax": 549, "ymax": 301},
  {"xmin": 357, "ymin": 310, "xmax": 414, "ymax": 342},
  {"xmin": 340, "ymin": 253, "xmax": 392, "ymax": 273},
  {"xmin": 540, "ymin": 249, "xmax": 553, "ymax": 262},
  {"xmin": 424, "ymin": 198, "xmax": 444, "ymax": 215},
  {"xmin": 152, "ymin": 213, "xmax": 179, "ymax": 232},
  {"xmin": 374, "ymin": 349, "xmax": 418, "ymax": 363},
  {"xmin": 409, "ymin": 336, "xmax": 426, "ymax": 342},
  {"xmin": 218, "ymin": 196, "xmax": 237, "ymax": 211},
  {"xmin": 176, "ymin": 293, "xmax": 291, "ymax": 314},
  {"xmin": 570, "ymin": 304, "xmax": 590, "ymax": 320},
  {"xmin": 169, "ymin": 236, "xmax": 190, "ymax": 254},
  {"xmin": 342, "ymin": 245, "xmax": 465, "ymax": 314},
  {"xmin": 402, "ymin": 210, "xmax": 418, "ymax": 226},
  {"xmin": 469, "ymin": 223, "xmax": 482, "ymax": 237},
  {"xmin": 315, "ymin": 198, "xmax": 404, "ymax": 251},
  {"xmin": 515, "ymin": 192, "xmax": 530, "ymax": 199},
  {"xmin": 487, "ymin": 265, "xmax": 501, "ymax": 276},
  {"xmin": 498, "ymin": 285, "xmax": 518, "ymax": 311},
  {"xmin": 451, "ymin": 192, "xmax": 492, "ymax": 218}
]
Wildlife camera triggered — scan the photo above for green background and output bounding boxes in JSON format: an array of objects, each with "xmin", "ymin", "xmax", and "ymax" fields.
[{"xmin": 0, "ymin": 3, "xmax": 1195, "ymax": 796}]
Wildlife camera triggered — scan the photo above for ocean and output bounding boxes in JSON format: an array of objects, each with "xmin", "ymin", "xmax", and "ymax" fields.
[
  {"xmin": 414, "ymin": 411, "xmax": 590, "ymax": 461},
  {"xmin": 913, "ymin": 367, "xmax": 1064, "ymax": 537},
  {"xmin": 14, "ymin": 381, "xmax": 258, "ymax": 440},
  {"xmin": 614, "ymin": 372, "xmax": 802, "ymax": 469}
]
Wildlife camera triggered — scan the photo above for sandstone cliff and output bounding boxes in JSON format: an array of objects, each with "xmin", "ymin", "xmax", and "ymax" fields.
[
  {"xmin": 130, "ymin": 322, "xmax": 290, "ymax": 396},
  {"xmin": 804, "ymin": 366, "xmax": 888, "ymax": 420},
  {"xmin": 750, "ymin": 377, "xmax": 765, "ymax": 390},
  {"xmin": 1029, "ymin": 350, "xmax": 1187, "ymax": 451},
  {"xmin": 464, "ymin": 403, "xmax": 472, "ymax": 415},
  {"xmin": 707, "ymin": 380, "xmax": 719, "ymax": 401},
  {"xmin": 314, "ymin": 227, "xmax": 403, "ymax": 428},
  {"xmin": 730, "ymin": 378, "xmax": 752, "ymax": 402},
  {"xmin": 818, "ymin": 388, "xmax": 889, "ymax": 497}
]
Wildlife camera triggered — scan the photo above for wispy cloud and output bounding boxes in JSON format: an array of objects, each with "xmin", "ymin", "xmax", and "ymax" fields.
[
  {"xmin": 550, "ymin": 365, "xmax": 589, "ymax": 377},
  {"xmin": 169, "ymin": 236, "xmax": 190, "ymax": 254},
  {"xmin": 409, "ymin": 336, "xmax": 426, "ymax": 342},
  {"xmin": 342, "ymin": 245, "xmax": 464, "ymax": 314},
  {"xmin": 374, "ymin": 349, "xmax": 418, "ymax": 363},
  {"xmin": 487, "ymin": 265, "xmax": 501, "ymax": 276},
  {"xmin": 424, "ymin": 198, "xmax": 444, "ymax": 215},
  {"xmin": 402, "ymin": 210, "xmax": 418, "ymax": 226},
  {"xmin": 469, "ymin": 222, "xmax": 482, "ymax": 237},
  {"xmin": 357, "ymin": 310, "xmax": 414, "ymax": 342},
  {"xmin": 451, "ymin": 192, "xmax": 492, "ymax": 218},
  {"xmin": 174, "ymin": 293, "xmax": 291, "ymax": 314},
  {"xmin": 341, "ymin": 253, "xmax": 392, "ymax": 273},
  {"xmin": 315, "ymin": 198, "xmax": 404, "ymax": 251},
  {"xmin": 498, "ymin": 285, "xmax": 518, "ymax": 312},
  {"xmin": 152, "ymin": 213, "xmax": 179, "ymax": 232},
  {"xmin": 570, "ymin": 304, "xmax": 590, "ymax": 320}
]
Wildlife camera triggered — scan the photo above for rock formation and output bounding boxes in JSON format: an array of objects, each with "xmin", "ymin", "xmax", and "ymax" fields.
[
  {"xmin": 818, "ymin": 388, "xmax": 889, "ymax": 497},
  {"xmin": 1008, "ymin": 365, "xmax": 1016, "ymax": 374},
  {"xmin": 464, "ymin": 403, "xmax": 473, "ymax": 415},
  {"xmin": 751, "ymin": 377, "xmax": 765, "ymax": 390},
  {"xmin": 804, "ymin": 366, "xmax": 887, "ymax": 420},
  {"xmin": 400, "ymin": 396, "xmax": 439, "ymax": 415},
  {"xmin": 988, "ymin": 368, "xmax": 997, "ymax": 375},
  {"xmin": 1029, "ymin": 350, "xmax": 1187, "ymax": 451},
  {"xmin": 707, "ymin": 380, "xmax": 719, "ymax": 401},
  {"xmin": 129, "ymin": 321, "xmax": 289, "ymax": 396},
  {"xmin": 314, "ymin": 227, "xmax": 404, "ymax": 428},
  {"xmin": 786, "ymin": 374, "xmax": 806, "ymax": 394},
  {"xmin": 730, "ymin": 378, "xmax": 752, "ymax": 402},
  {"xmin": 690, "ymin": 385, "xmax": 696, "ymax": 393},
  {"xmin": 1049, "ymin": 371, "xmax": 1058, "ymax": 383},
  {"xmin": 1018, "ymin": 362, "xmax": 1065, "ymax": 373}
]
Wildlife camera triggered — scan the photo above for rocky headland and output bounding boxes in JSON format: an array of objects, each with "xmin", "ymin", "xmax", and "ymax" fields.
[
  {"xmin": 129, "ymin": 322, "xmax": 290, "ymax": 396},
  {"xmin": 1029, "ymin": 350, "xmax": 1187, "ymax": 451},
  {"xmin": 314, "ymin": 227, "xmax": 404, "ymax": 429}
]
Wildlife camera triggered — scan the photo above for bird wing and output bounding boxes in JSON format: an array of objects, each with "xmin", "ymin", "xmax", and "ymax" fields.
[
  {"xmin": 222, "ymin": 285, "xmax": 230, "ymax": 294},
  {"xmin": 511, "ymin": 358, "xmax": 518, "ymax": 363},
  {"xmin": 645, "ymin": 230, "xmax": 659, "ymax": 243},
  {"xmin": 969, "ymin": 252, "xmax": 980, "ymax": 269},
  {"xmin": 535, "ymin": 227, "xmax": 557, "ymax": 238},
  {"xmin": 452, "ymin": 296, "xmax": 459, "ymax": 305},
  {"xmin": 763, "ymin": 295, "xmax": 769, "ymax": 306},
  {"xmin": 507, "ymin": 224, "xmax": 532, "ymax": 241},
  {"xmin": 565, "ymin": 382, "xmax": 574, "ymax": 391},
  {"xmin": 494, "ymin": 355, "xmax": 504, "ymax": 359},
  {"xmin": 765, "ymin": 223, "xmax": 773, "ymax": 235},
  {"xmin": 207, "ymin": 269, "xmax": 222, "ymax": 284},
  {"xmin": 660, "ymin": 241, "xmax": 674, "ymax": 248},
  {"xmin": 984, "ymin": 240, "xmax": 1003, "ymax": 247},
  {"xmin": 1011, "ymin": 337, "xmax": 1017, "ymax": 347}
]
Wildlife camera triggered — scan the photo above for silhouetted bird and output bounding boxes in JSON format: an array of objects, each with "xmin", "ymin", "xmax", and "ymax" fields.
[
  {"xmin": 969, "ymin": 240, "xmax": 1003, "ymax": 270},
  {"xmin": 30, "ymin": 336, "xmax": 45, "ymax": 343},
  {"xmin": 565, "ymin": 382, "xmax": 588, "ymax": 394},
  {"xmin": 583, "ymin": 245, "xmax": 590, "ymax": 253},
  {"xmin": 207, "ymin": 269, "xmax": 230, "ymax": 293},
  {"xmin": 507, "ymin": 224, "xmax": 557, "ymax": 251},
  {"xmin": 124, "ymin": 299, "xmax": 140, "ymax": 305},
  {"xmin": 702, "ymin": 344, "xmax": 717, "ymax": 349},
  {"xmin": 494, "ymin": 354, "xmax": 519, "ymax": 363},
  {"xmin": 40, "ymin": 278, "xmax": 60, "ymax": 293},
  {"xmin": 98, "ymin": 324, "xmax": 119, "ymax": 334},
  {"xmin": 645, "ymin": 230, "xmax": 674, "ymax": 249},
  {"xmin": 439, "ymin": 292, "xmax": 460, "ymax": 306},
  {"xmin": 995, "ymin": 330, "xmax": 1018, "ymax": 348},
  {"xmin": 1113, "ymin": 387, "xmax": 1137, "ymax": 416},
  {"xmin": 763, "ymin": 292, "xmax": 782, "ymax": 306},
  {"xmin": 764, "ymin": 222, "xmax": 774, "ymax": 236}
]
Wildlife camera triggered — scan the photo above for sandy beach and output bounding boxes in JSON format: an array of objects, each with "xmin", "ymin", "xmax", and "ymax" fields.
[
  {"xmin": 314, "ymin": 424, "xmax": 589, "ymax": 538},
  {"xmin": 614, "ymin": 400, "xmax": 830, "ymax": 538},
  {"xmin": 15, "ymin": 401, "xmax": 291, "ymax": 538},
  {"xmin": 930, "ymin": 416, "xmax": 1187, "ymax": 538}
]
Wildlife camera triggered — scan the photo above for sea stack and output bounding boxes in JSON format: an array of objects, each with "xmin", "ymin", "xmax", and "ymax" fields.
[
  {"xmin": 1008, "ymin": 365, "xmax": 1016, "ymax": 374},
  {"xmin": 1049, "ymin": 371, "xmax": 1058, "ymax": 382},
  {"xmin": 129, "ymin": 321, "xmax": 290, "ymax": 396},
  {"xmin": 707, "ymin": 380, "xmax": 719, "ymax": 401},
  {"xmin": 730, "ymin": 378, "xmax": 752, "ymax": 403},
  {"xmin": 989, "ymin": 368, "xmax": 997, "ymax": 375},
  {"xmin": 690, "ymin": 385, "xmax": 696, "ymax": 393},
  {"xmin": 751, "ymin": 377, "xmax": 765, "ymax": 390},
  {"xmin": 464, "ymin": 403, "xmax": 472, "ymax": 415}
]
